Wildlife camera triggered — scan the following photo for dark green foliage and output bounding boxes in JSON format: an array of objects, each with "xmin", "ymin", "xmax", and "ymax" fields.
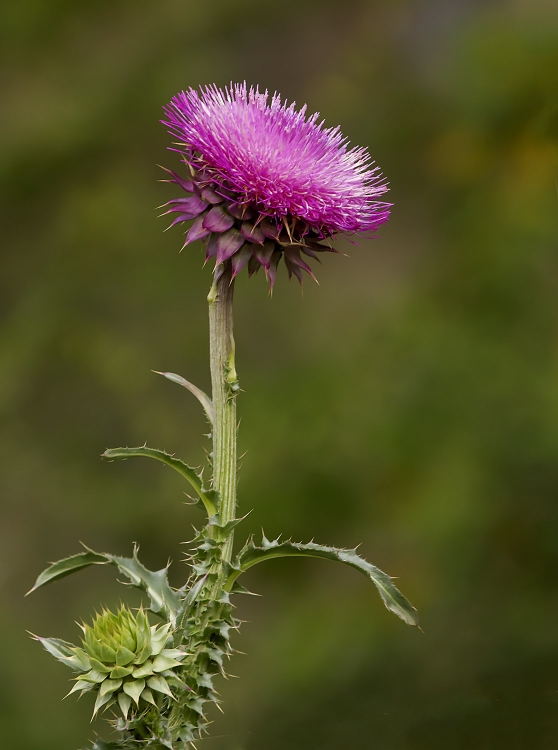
[
  {"xmin": 168, "ymin": 519, "xmax": 239, "ymax": 743},
  {"xmin": 31, "ymin": 438, "xmax": 416, "ymax": 747},
  {"xmin": 31, "ymin": 523, "xmax": 236, "ymax": 746}
]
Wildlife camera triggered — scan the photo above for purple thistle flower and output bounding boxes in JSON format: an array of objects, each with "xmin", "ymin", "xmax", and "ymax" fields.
[{"xmin": 162, "ymin": 83, "xmax": 391, "ymax": 288}]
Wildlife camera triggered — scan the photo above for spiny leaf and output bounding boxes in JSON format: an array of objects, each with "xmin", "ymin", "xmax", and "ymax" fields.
[
  {"xmin": 147, "ymin": 674, "xmax": 174, "ymax": 699},
  {"xmin": 154, "ymin": 371, "xmax": 215, "ymax": 426},
  {"xmin": 102, "ymin": 446, "xmax": 218, "ymax": 517},
  {"xmin": 227, "ymin": 537, "xmax": 419, "ymax": 627},
  {"xmin": 229, "ymin": 581, "xmax": 259, "ymax": 596},
  {"xmin": 123, "ymin": 678, "xmax": 145, "ymax": 705},
  {"xmin": 104, "ymin": 546, "xmax": 180, "ymax": 623},
  {"xmin": 26, "ymin": 551, "xmax": 107, "ymax": 594},
  {"xmin": 65, "ymin": 680, "xmax": 94, "ymax": 698},
  {"xmin": 32, "ymin": 635, "xmax": 84, "ymax": 670},
  {"xmin": 118, "ymin": 691, "xmax": 132, "ymax": 719},
  {"xmin": 204, "ymin": 514, "xmax": 248, "ymax": 544},
  {"xmin": 93, "ymin": 689, "xmax": 114, "ymax": 717},
  {"xmin": 28, "ymin": 545, "xmax": 180, "ymax": 623},
  {"xmin": 180, "ymin": 574, "xmax": 208, "ymax": 609}
]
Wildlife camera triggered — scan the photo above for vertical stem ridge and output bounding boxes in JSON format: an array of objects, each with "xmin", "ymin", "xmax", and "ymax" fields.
[{"xmin": 208, "ymin": 266, "xmax": 237, "ymax": 563}]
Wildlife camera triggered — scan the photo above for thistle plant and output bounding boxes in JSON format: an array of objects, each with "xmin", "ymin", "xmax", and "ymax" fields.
[{"xmin": 29, "ymin": 83, "xmax": 418, "ymax": 750}]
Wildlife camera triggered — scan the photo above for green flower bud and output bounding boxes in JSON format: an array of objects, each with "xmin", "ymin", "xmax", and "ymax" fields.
[{"xmin": 44, "ymin": 605, "xmax": 186, "ymax": 719}]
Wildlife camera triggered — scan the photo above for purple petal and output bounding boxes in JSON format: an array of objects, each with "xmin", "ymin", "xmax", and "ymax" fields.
[
  {"xmin": 200, "ymin": 186, "xmax": 224, "ymax": 204},
  {"xmin": 231, "ymin": 246, "xmax": 254, "ymax": 279},
  {"xmin": 216, "ymin": 229, "xmax": 245, "ymax": 264},
  {"xmin": 300, "ymin": 245, "xmax": 321, "ymax": 261},
  {"xmin": 203, "ymin": 206, "xmax": 235, "ymax": 233},
  {"xmin": 252, "ymin": 240, "xmax": 276, "ymax": 269},
  {"xmin": 240, "ymin": 221, "xmax": 264, "ymax": 244},
  {"xmin": 166, "ymin": 213, "xmax": 196, "ymax": 230},
  {"xmin": 284, "ymin": 246, "xmax": 315, "ymax": 277},
  {"xmin": 164, "ymin": 194, "xmax": 207, "ymax": 218},
  {"xmin": 192, "ymin": 167, "xmax": 209, "ymax": 182},
  {"xmin": 205, "ymin": 234, "xmax": 219, "ymax": 262},
  {"xmin": 160, "ymin": 167, "xmax": 194, "ymax": 193},
  {"xmin": 217, "ymin": 186, "xmax": 237, "ymax": 200},
  {"xmin": 307, "ymin": 240, "xmax": 338, "ymax": 253},
  {"xmin": 247, "ymin": 255, "xmax": 261, "ymax": 277},
  {"xmin": 228, "ymin": 202, "xmax": 255, "ymax": 221},
  {"xmin": 284, "ymin": 254, "xmax": 303, "ymax": 284},
  {"xmin": 266, "ymin": 250, "xmax": 282, "ymax": 290},
  {"xmin": 185, "ymin": 213, "xmax": 211, "ymax": 244},
  {"xmin": 259, "ymin": 218, "xmax": 279, "ymax": 240}
]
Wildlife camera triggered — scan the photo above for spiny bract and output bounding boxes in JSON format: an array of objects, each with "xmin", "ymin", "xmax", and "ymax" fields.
[
  {"xmin": 41, "ymin": 606, "xmax": 186, "ymax": 719},
  {"xmin": 162, "ymin": 82, "xmax": 392, "ymax": 288}
]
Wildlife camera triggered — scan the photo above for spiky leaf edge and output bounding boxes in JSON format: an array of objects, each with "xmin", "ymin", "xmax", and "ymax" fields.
[
  {"xmin": 102, "ymin": 446, "xmax": 218, "ymax": 517},
  {"xmin": 27, "ymin": 546, "xmax": 180, "ymax": 623},
  {"xmin": 226, "ymin": 536, "xmax": 419, "ymax": 627}
]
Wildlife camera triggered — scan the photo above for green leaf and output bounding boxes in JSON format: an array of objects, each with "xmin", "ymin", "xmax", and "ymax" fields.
[
  {"xmin": 132, "ymin": 660, "xmax": 153, "ymax": 679},
  {"xmin": 227, "ymin": 537, "xmax": 419, "ymax": 627},
  {"xmin": 70, "ymin": 647, "xmax": 92, "ymax": 671},
  {"xmin": 99, "ymin": 677, "xmax": 122, "ymax": 697},
  {"xmin": 123, "ymin": 678, "xmax": 145, "ymax": 705},
  {"xmin": 89, "ymin": 741, "xmax": 122, "ymax": 750},
  {"xmin": 147, "ymin": 674, "xmax": 174, "ymax": 699},
  {"xmin": 26, "ymin": 551, "xmax": 107, "ymax": 594},
  {"xmin": 101, "ymin": 446, "xmax": 218, "ymax": 517},
  {"xmin": 152, "ymin": 654, "xmax": 182, "ymax": 672},
  {"xmin": 65, "ymin": 680, "xmax": 93, "ymax": 698},
  {"xmin": 93, "ymin": 690, "xmax": 116, "ymax": 717},
  {"xmin": 110, "ymin": 665, "xmax": 133, "ymax": 679},
  {"xmin": 81, "ymin": 669, "xmax": 107, "ymax": 684},
  {"xmin": 140, "ymin": 687, "xmax": 156, "ymax": 706},
  {"xmin": 149, "ymin": 623, "xmax": 172, "ymax": 655},
  {"xmin": 153, "ymin": 371, "xmax": 215, "ymax": 426},
  {"xmin": 101, "ymin": 546, "xmax": 181, "ymax": 623},
  {"xmin": 28, "ymin": 545, "xmax": 180, "ymax": 623},
  {"xmin": 159, "ymin": 648, "xmax": 186, "ymax": 661},
  {"xmin": 32, "ymin": 636, "xmax": 85, "ymax": 670},
  {"xmin": 118, "ymin": 691, "xmax": 132, "ymax": 719},
  {"xmin": 208, "ymin": 514, "xmax": 247, "ymax": 540},
  {"xmin": 115, "ymin": 646, "xmax": 135, "ymax": 666},
  {"xmin": 88, "ymin": 658, "xmax": 111, "ymax": 674}
]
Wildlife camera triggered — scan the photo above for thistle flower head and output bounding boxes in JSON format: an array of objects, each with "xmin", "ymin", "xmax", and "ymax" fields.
[
  {"xmin": 162, "ymin": 83, "xmax": 391, "ymax": 287},
  {"xmin": 37, "ymin": 605, "xmax": 186, "ymax": 720}
]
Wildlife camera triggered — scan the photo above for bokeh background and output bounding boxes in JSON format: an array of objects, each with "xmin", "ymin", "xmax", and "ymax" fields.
[{"xmin": 2, "ymin": 0, "xmax": 558, "ymax": 747}]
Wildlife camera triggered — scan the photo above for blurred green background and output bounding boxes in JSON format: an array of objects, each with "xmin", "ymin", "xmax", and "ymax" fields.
[{"xmin": 2, "ymin": 0, "xmax": 558, "ymax": 747}]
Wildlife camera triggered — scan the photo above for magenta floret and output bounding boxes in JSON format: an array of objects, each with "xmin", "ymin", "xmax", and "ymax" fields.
[{"xmin": 162, "ymin": 83, "xmax": 392, "ymax": 286}]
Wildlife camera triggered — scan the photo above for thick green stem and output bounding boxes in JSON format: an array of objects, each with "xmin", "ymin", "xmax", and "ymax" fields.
[{"xmin": 208, "ymin": 266, "xmax": 238, "ymax": 563}]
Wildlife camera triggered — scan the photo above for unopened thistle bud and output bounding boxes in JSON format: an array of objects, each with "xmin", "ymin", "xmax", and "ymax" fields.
[{"xmin": 36, "ymin": 606, "xmax": 185, "ymax": 719}]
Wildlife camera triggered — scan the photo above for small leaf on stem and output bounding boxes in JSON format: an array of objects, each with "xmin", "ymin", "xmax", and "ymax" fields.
[{"xmin": 153, "ymin": 371, "xmax": 215, "ymax": 426}]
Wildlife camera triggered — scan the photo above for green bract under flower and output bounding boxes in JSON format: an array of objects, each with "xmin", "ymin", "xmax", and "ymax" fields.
[{"xmin": 37, "ymin": 606, "xmax": 186, "ymax": 720}]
